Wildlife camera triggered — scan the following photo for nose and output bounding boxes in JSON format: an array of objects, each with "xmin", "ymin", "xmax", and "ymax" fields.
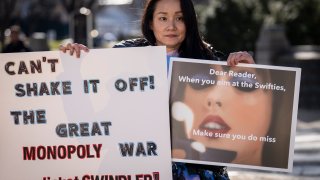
[
  {"xmin": 207, "ymin": 99, "xmax": 222, "ymax": 108},
  {"xmin": 205, "ymin": 86, "xmax": 224, "ymax": 110},
  {"xmin": 206, "ymin": 97, "xmax": 223, "ymax": 111},
  {"xmin": 166, "ymin": 19, "xmax": 177, "ymax": 30}
]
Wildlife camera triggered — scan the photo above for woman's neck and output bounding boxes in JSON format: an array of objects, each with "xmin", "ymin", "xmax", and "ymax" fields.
[{"xmin": 166, "ymin": 47, "xmax": 178, "ymax": 54}]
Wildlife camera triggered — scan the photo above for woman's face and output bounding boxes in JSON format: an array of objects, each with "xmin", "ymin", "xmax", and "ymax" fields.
[
  {"xmin": 151, "ymin": 0, "xmax": 186, "ymax": 52},
  {"xmin": 183, "ymin": 65, "xmax": 273, "ymax": 165}
]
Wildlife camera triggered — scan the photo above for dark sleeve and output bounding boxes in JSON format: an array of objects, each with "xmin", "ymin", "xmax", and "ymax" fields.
[
  {"xmin": 209, "ymin": 45, "xmax": 226, "ymax": 61},
  {"xmin": 213, "ymin": 50, "xmax": 227, "ymax": 61}
]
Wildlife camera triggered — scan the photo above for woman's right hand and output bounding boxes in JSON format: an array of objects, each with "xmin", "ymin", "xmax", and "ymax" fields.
[{"xmin": 59, "ymin": 43, "xmax": 89, "ymax": 58}]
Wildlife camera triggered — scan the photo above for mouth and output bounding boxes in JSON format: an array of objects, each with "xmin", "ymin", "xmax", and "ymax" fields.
[
  {"xmin": 199, "ymin": 115, "xmax": 230, "ymax": 136},
  {"xmin": 165, "ymin": 34, "xmax": 178, "ymax": 38}
]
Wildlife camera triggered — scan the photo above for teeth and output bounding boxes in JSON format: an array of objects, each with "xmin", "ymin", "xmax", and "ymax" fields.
[{"xmin": 204, "ymin": 122, "xmax": 223, "ymax": 130}]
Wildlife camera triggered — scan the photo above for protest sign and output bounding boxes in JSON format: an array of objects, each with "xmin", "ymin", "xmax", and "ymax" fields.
[
  {"xmin": 0, "ymin": 47, "xmax": 172, "ymax": 180},
  {"xmin": 169, "ymin": 57, "xmax": 301, "ymax": 172}
]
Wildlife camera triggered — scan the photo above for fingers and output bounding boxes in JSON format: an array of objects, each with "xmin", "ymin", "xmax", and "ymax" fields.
[
  {"xmin": 227, "ymin": 51, "xmax": 255, "ymax": 66},
  {"xmin": 59, "ymin": 43, "xmax": 89, "ymax": 58},
  {"xmin": 226, "ymin": 52, "xmax": 236, "ymax": 66},
  {"xmin": 79, "ymin": 44, "xmax": 90, "ymax": 52},
  {"xmin": 74, "ymin": 44, "xmax": 81, "ymax": 58},
  {"xmin": 59, "ymin": 44, "xmax": 68, "ymax": 53},
  {"xmin": 67, "ymin": 43, "xmax": 74, "ymax": 56}
]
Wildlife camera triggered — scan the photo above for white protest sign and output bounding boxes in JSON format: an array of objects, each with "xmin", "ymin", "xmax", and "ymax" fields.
[{"xmin": 0, "ymin": 47, "xmax": 172, "ymax": 180}]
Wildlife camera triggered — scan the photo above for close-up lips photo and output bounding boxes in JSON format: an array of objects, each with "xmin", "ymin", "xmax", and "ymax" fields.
[{"xmin": 199, "ymin": 115, "xmax": 231, "ymax": 138}]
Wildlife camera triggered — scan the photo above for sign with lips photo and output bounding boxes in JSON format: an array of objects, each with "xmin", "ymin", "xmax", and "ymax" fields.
[{"xmin": 169, "ymin": 57, "xmax": 301, "ymax": 172}]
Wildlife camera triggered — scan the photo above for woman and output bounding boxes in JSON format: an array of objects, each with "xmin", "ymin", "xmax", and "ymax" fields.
[
  {"xmin": 170, "ymin": 62, "xmax": 295, "ymax": 169},
  {"xmin": 60, "ymin": 0, "xmax": 255, "ymax": 179}
]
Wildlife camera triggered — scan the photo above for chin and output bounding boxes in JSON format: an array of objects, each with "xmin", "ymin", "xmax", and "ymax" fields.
[
  {"xmin": 165, "ymin": 42, "xmax": 181, "ymax": 48},
  {"xmin": 165, "ymin": 44, "xmax": 179, "ymax": 48}
]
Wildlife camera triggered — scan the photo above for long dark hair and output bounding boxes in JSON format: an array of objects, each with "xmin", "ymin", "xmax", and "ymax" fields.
[{"xmin": 141, "ymin": 0, "xmax": 214, "ymax": 60}]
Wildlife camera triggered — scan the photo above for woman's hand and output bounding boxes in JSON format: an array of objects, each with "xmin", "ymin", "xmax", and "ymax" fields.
[
  {"xmin": 59, "ymin": 43, "xmax": 89, "ymax": 58},
  {"xmin": 227, "ymin": 51, "xmax": 255, "ymax": 66}
]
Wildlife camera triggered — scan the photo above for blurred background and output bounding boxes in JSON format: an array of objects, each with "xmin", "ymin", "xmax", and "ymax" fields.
[{"xmin": 1, "ymin": 0, "xmax": 319, "ymax": 179}]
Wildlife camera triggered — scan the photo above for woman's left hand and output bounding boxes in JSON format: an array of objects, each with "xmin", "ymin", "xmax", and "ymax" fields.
[{"xmin": 227, "ymin": 51, "xmax": 255, "ymax": 66}]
